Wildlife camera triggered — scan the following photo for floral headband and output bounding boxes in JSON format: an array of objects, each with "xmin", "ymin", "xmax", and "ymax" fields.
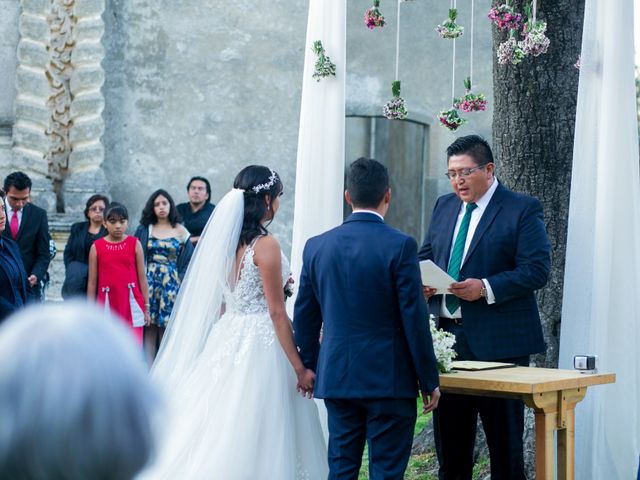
[{"xmin": 252, "ymin": 169, "xmax": 278, "ymax": 194}]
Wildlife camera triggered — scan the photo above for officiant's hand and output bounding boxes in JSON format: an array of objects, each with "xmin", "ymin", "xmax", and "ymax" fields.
[
  {"xmin": 448, "ymin": 278, "xmax": 484, "ymax": 301},
  {"xmin": 422, "ymin": 285, "xmax": 438, "ymax": 299},
  {"xmin": 421, "ymin": 387, "xmax": 441, "ymax": 414}
]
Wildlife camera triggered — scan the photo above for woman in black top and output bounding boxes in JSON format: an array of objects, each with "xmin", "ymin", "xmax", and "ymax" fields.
[{"xmin": 61, "ymin": 194, "xmax": 109, "ymax": 298}]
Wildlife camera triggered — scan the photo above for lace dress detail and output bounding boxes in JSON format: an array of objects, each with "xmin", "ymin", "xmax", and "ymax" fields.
[{"xmin": 227, "ymin": 242, "xmax": 291, "ymax": 314}]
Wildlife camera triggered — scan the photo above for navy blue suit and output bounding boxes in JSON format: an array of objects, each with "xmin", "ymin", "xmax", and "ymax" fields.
[
  {"xmin": 0, "ymin": 237, "xmax": 28, "ymax": 322},
  {"xmin": 418, "ymin": 182, "xmax": 550, "ymax": 480},
  {"xmin": 294, "ymin": 212, "xmax": 439, "ymax": 480}
]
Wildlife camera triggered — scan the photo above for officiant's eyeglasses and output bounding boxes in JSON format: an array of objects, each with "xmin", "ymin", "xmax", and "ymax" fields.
[{"xmin": 445, "ymin": 164, "xmax": 488, "ymax": 180}]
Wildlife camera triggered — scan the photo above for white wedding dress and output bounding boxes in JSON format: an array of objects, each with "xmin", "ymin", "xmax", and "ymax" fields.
[{"xmin": 139, "ymin": 231, "xmax": 328, "ymax": 479}]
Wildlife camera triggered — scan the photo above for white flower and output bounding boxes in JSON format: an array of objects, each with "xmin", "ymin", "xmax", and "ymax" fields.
[{"xmin": 429, "ymin": 314, "xmax": 457, "ymax": 373}]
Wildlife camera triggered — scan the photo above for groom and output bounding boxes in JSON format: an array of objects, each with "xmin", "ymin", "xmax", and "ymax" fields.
[{"xmin": 294, "ymin": 158, "xmax": 441, "ymax": 480}]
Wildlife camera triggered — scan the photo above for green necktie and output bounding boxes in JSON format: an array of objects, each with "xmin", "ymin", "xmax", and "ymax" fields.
[{"xmin": 446, "ymin": 202, "xmax": 478, "ymax": 315}]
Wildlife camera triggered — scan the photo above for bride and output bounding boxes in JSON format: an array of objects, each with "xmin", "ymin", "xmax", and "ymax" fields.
[{"xmin": 140, "ymin": 166, "xmax": 328, "ymax": 479}]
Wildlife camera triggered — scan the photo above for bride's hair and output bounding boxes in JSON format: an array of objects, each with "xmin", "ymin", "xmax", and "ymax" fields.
[{"xmin": 234, "ymin": 165, "xmax": 283, "ymax": 246}]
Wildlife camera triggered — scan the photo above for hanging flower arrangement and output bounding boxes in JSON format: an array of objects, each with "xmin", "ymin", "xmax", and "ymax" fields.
[
  {"xmin": 454, "ymin": 77, "xmax": 488, "ymax": 112},
  {"xmin": 383, "ymin": 81, "xmax": 408, "ymax": 120},
  {"xmin": 438, "ymin": 107, "xmax": 466, "ymax": 131},
  {"xmin": 311, "ymin": 40, "xmax": 336, "ymax": 81},
  {"xmin": 497, "ymin": 35, "xmax": 525, "ymax": 65},
  {"xmin": 436, "ymin": 8, "xmax": 464, "ymax": 39},
  {"xmin": 364, "ymin": 0, "xmax": 385, "ymax": 29},
  {"xmin": 519, "ymin": 20, "xmax": 550, "ymax": 56},
  {"xmin": 487, "ymin": 3, "xmax": 522, "ymax": 31}
]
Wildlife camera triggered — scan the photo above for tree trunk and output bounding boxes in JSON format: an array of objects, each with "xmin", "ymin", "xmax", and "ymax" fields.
[
  {"xmin": 492, "ymin": 0, "xmax": 585, "ymax": 369},
  {"xmin": 492, "ymin": 1, "xmax": 585, "ymax": 476}
]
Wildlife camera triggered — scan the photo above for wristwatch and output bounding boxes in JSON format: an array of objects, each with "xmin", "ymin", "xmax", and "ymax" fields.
[{"xmin": 480, "ymin": 286, "xmax": 487, "ymax": 299}]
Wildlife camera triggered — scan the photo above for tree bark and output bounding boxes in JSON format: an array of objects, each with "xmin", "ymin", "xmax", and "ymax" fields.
[
  {"xmin": 492, "ymin": 1, "xmax": 585, "ymax": 476},
  {"xmin": 492, "ymin": 0, "xmax": 585, "ymax": 369}
]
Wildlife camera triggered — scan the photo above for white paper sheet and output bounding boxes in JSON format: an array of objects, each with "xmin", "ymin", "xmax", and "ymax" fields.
[{"xmin": 419, "ymin": 260, "xmax": 455, "ymax": 294}]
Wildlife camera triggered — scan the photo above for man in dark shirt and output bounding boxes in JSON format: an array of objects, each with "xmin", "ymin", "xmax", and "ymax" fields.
[{"xmin": 176, "ymin": 176, "xmax": 215, "ymax": 246}]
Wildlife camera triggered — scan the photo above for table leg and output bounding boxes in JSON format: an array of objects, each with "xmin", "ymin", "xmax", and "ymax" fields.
[
  {"xmin": 535, "ymin": 410, "xmax": 556, "ymax": 480},
  {"xmin": 556, "ymin": 388, "xmax": 586, "ymax": 480}
]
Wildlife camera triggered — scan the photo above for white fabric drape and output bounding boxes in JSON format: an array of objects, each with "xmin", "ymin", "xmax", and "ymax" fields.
[
  {"xmin": 288, "ymin": 0, "xmax": 346, "ymax": 442},
  {"xmin": 288, "ymin": 0, "xmax": 346, "ymax": 309},
  {"xmin": 558, "ymin": 1, "xmax": 640, "ymax": 478}
]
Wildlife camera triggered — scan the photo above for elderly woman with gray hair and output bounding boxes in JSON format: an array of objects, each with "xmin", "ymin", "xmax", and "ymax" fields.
[{"xmin": 0, "ymin": 302, "xmax": 158, "ymax": 480}]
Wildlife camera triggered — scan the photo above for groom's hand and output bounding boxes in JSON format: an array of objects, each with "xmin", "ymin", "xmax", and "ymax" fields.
[{"xmin": 421, "ymin": 387, "xmax": 441, "ymax": 414}]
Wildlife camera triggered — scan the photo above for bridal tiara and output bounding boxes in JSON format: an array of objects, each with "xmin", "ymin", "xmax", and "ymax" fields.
[{"xmin": 251, "ymin": 168, "xmax": 278, "ymax": 194}]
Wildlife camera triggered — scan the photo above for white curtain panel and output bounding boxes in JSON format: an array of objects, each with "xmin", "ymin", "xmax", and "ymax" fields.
[
  {"xmin": 288, "ymin": 0, "xmax": 346, "ymax": 312},
  {"xmin": 559, "ymin": 0, "xmax": 640, "ymax": 478},
  {"xmin": 288, "ymin": 0, "xmax": 346, "ymax": 443}
]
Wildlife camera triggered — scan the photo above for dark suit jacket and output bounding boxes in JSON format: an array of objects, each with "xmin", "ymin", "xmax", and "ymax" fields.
[
  {"xmin": 418, "ymin": 183, "xmax": 551, "ymax": 360},
  {"xmin": 62, "ymin": 221, "xmax": 106, "ymax": 298},
  {"xmin": 294, "ymin": 212, "xmax": 440, "ymax": 399},
  {"xmin": 1, "ymin": 203, "xmax": 51, "ymax": 288},
  {"xmin": 0, "ymin": 237, "xmax": 28, "ymax": 322},
  {"xmin": 64, "ymin": 221, "xmax": 106, "ymax": 267}
]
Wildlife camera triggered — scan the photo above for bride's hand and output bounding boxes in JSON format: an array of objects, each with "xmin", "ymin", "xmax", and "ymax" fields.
[{"xmin": 296, "ymin": 368, "xmax": 316, "ymax": 398}]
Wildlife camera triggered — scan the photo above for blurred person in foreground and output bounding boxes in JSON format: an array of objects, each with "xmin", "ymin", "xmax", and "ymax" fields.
[{"xmin": 0, "ymin": 302, "xmax": 158, "ymax": 480}]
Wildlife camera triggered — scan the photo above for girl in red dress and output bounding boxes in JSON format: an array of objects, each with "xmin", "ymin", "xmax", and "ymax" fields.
[{"xmin": 87, "ymin": 202, "xmax": 150, "ymax": 345}]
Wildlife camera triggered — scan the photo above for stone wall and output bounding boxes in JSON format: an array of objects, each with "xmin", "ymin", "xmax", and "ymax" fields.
[
  {"xmin": 0, "ymin": 0, "xmax": 20, "ymax": 170},
  {"xmin": 6, "ymin": 0, "xmax": 493, "ymax": 298},
  {"xmin": 101, "ymin": 0, "xmax": 493, "ymax": 254}
]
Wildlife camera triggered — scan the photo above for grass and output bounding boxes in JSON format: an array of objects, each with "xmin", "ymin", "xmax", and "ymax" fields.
[{"xmin": 356, "ymin": 401, "xmax": 489, "ymax": 480}]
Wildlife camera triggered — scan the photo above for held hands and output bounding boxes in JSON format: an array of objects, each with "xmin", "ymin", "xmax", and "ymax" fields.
[
  {"xmin": 421, "ymin": 387, "xmax": 441, "ymax": 414},
  {"xmin": 447, "ymin": 278, "xmax": 484, "ymax": 301},
  {"xmin": 27, "ymin": 275, "xmax": 38, "ymax": 287},
  {"xmin": 295, "ymin": 367, "xmax": 316, "ymax": 399}
]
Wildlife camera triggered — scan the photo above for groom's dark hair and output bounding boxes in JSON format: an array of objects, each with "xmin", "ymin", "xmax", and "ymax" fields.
[{"xmin": 346, "ymin": 158, "xmax": 389, "ymax": 208}]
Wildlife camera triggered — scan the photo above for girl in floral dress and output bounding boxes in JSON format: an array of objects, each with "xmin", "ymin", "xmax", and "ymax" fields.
[
  {"xmin": 87, "ymin": 202, "xmax": 150, "ymax": 345},
  {"xmin": 135, "ymin": 189, "xmax": 192, "ymax": 364}
]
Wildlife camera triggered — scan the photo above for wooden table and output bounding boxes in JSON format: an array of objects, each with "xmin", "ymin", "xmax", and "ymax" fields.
[{"xmin": 439, "ymin": 366, "xmax": 615, "ymax": 480}]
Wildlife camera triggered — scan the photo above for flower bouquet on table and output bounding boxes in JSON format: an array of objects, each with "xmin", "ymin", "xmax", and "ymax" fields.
[
  {"xmin": 487, "ymin": 3, "xmax": 522, "ymax": 31},
  {"xmin": 438, "ymin": 107, "xmax": 466, "ymax": 131},
  {"xmin": 311, "ymin": 40, "xmax": 336, "ymax": 82},
  {"xmin": 454, "ymin": 77, "xmax": 488, "ymax": 113},
  {"xmin": 383, "ymin": 80, "xmax": 408, "ymax": 120},
  {"xmin": 436, "ymin": 8, "xmax": 464, "ymax": 39},
  {"xmin": 429, "ymin": 315, "xmax": 457, "ymax": 374},
  {"xmin": 364, "ymin": 0, "xmax": 385, "ymax": 30}
]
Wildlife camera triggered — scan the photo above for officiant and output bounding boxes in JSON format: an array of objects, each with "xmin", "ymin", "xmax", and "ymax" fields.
[{"xmin": 418, "ymin": 135, "xmax": 551, "ymax": 480}]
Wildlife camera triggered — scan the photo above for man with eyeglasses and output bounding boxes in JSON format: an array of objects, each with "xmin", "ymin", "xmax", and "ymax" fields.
[
  {"xmin": 176, "ymin": 176, "xmax": 215, "ymax": 247},
  {"xmin": 1, "ymin": 172, "xmax": 51, "ymax": 302},
  {"xmin": 418, "ymin": 135, "xmax": 551, "ymax": 480}
]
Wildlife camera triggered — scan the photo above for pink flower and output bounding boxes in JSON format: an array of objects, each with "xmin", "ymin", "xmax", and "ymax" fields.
[{"xmin": 488, "ymin": 4, "xmax": 522, "ymax": 31}]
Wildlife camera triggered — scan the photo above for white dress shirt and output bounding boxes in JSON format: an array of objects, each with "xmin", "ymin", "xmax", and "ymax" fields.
[
  {"xmin": 441, "ymin": 179, "xmax": 499, "ymax": 318},
  {"xmin": 352, "ymin": 209, "xmax": 384, "ymax": 221}
]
